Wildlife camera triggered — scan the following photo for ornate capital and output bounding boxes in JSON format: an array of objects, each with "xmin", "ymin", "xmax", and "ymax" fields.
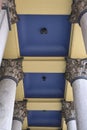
[
  {"xmin": 13, "ymin": 100, "xmax": 27, "ymax": 123},
  {"xmin": 2, "ymin": 0, "xmax": 19, "ymax": 24},
  {"xmin": 70, "ymin": 0, "xmax": 87, "ymax": 23},
  {"xmin": 65, "ymin": 58, "xmax": 87, "ymax": 83},
  {"xmin": 62, "ymin": 101, "xmax": 76, "ymax": 123},
  {"xmin": 0, "ymin": 58, "xmax": 23, "ymax": 84}
]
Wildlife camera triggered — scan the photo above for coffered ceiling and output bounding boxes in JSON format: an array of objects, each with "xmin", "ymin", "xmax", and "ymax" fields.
[{"xmin": 3, "ymin": 0, "xmax": 86, "ymax": 129}]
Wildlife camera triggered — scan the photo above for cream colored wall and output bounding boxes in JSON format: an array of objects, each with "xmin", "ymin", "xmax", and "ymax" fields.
[{"xmin": 3, "ymin": 0, "xmax": 86, "ymax": 129}]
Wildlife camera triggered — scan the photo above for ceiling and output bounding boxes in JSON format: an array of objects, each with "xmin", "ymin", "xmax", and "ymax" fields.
[{"xmin": 3, "ymin": 0, "xmax": 87, "ymax": 130}]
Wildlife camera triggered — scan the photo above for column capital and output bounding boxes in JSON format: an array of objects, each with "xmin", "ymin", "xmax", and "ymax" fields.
[
  {"xmin": 62, "ymin": 101, "xmax": 76, "ymax": 123},
  {"xmin": 2, "ymin": 0, "xmax": 19, "ymax": 24},
  {"xmin": 0, "ymin": 58, "xmax": 23, "ymax": 84},
  {"xmin": 70, "ymin": 0, "xmax": 87, "ymax": 23},
  {"xmin": 13, "ymin": 100, "xmax": 27, "ymax": 123},
  {"xmin": 65, "ymin": 57, "xmax": 87, "ymax": 84}
]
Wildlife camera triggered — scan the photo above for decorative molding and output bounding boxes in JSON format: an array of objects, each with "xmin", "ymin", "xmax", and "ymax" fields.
[
  {"xmin": 0, "ymin": 58, "xmax": 23, "ymax": 84},
  {"xmin": 62, "ymin": 101, "xmax": 76, "ymax": 123},
  {"xmin": 70, "ymin": 0, "xmax": 87, "ymax": 23},
  {"xmin": 65, "ymin": 58, "xmax": 87, "ymax": 83},
  {"xmin": 2, "ymin": 0, "xmax": 18, "ymax": 24},
  {"xmin": 13, "ymin": 100, "xmax": 27, "ymax": 123}
]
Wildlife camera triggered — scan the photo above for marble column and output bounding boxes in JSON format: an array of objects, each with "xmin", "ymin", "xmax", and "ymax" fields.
[
  {"xmin": 12, "ymin": 101, "xmax": 27, "ymax": 130},
  {"xmin": 62, "ymin": 101, "xmax": 77, "ymax": 130},
  {"xmin": 0, "ymin": 9, "xmax": 9, "ymax": 65},
  {"xmin": 0, "ymin": 58, "xmax": 23, "ymax": 130},
  {"xmin": 0, "ymin": 0, "xmax": 19, "ymax": 65},
  {"xmin": 65, "ymin": 57, "xmax": 87, "ymax": 130},
  {"xmin": 70, "ymin": 0, "xmax": 87, "ymax": 52}
]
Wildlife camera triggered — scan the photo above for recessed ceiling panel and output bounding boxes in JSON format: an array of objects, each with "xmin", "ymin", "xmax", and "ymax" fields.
[
  {"xmin": 17, "ymin": 15, "xmax": 71, "ymax": 56},
  {"xmin": 27, "ymin": 111, "xmax": 61, "ymax": 127},
  {"xmin": 23, "ymin": 73, "xmax": 65, "ymax": 98}
]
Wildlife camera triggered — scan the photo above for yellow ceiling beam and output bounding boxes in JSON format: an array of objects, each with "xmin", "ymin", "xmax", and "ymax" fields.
[
  {"xmin": 16, "ymin": 97, "xmax": 62, "ymax": 111},
  {"xmin": 16, "ymin": 0, "xmax": 72, "ymax": 15},
  {"xmin": 23, "ymin": 58, "xmax": 65, "ymax": 73},
  {"xmin": 26, "ymin": 98, "xmax": 63, "ymax": 102},
  {"xmin": 27, "ymin": 100, "xmax": 62, "ymax": 111},
  {"xmin": 23, "ymin": 122, "xmax": 61, "ymax": 130},
  {"xmin": 24, "ymin": 126, "xmax": 61, "ymax": 130}
]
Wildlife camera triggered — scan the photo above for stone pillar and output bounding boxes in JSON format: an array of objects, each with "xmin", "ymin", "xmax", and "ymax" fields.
[
  {"xmin": 70, "ymin": 0, "xmax": 87, "ymax": 52},
  {"xmin": 0, "ymin": 58, "xmax": 23, "ymax": 130},
  {"xmin": 0, "ymin": 0, "xmax": 19, "ymax": 65},
  {"xmin": 12, "ymin": 101, "xmax": 27, "ymax": 130},
  {"xmin": 62, "ymin": 101, "xmax": 77, "ymax": 130},
  {"xmin": 0, "ymin": 10, "xmax": 9, "ymax": 65},
  {"xmin": 65, "ymin": 57, "xmax": 87, "ymax": 130}
]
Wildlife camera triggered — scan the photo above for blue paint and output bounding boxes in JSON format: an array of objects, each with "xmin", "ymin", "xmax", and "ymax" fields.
[
  {"xmin": 17, "ymin": 15, "xmax": 71, "ymax": 56},
  {"xmin": 23, "ymin": 73, "xmax": 65, "ymax": 98},
  {"xmin": 27, "ymin": 111, "xmax": 62, "ymax": 127}
]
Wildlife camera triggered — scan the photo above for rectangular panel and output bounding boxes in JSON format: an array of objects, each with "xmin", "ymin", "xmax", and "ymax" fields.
[
  {"xmin": 23, "ymin": 73, "xmax": 65, "ymax": 98},
  {"xmin": 27, "ymin": 111, "xmax": 62, "ymax": 127},
  {"xmin": 17, "ymin": 15, "xmax": 71, "ymax": 56}
]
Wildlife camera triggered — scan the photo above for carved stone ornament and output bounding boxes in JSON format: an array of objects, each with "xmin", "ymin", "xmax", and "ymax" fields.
[
  {"xmin": 2, "ymin": 0, "xmax": 19, "ymax": 24},
  {"xmin": 62, "ymin": 101, "xmax": 76, "ymax": 123},
  {"xmin": 13, "ymin": 100, "xmax": 27, "ymax": 123},
  {"xmin": 65, "ymin": 58, "xmax": 87, "ymax": 83},
  {"xmin": 70, "ymin": 0, "xmax": 87, "ymax": 23},
  {"xmin": 0, "ymin": 58, "xmax": 23, "ymax": 84}
]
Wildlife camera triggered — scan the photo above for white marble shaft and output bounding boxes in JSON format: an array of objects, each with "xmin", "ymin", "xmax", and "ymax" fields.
[
  {"xmin": 0, "ymin": 10, "xmax": 9, "ymax": 65},
  {"xmin": 67, "ymin": 120, "xmax": 77, "ymax": 130},
  {"xmin": 72, "ymin": 79, "xmax": 87, "ymax": 130},
  {"xmin": 12, "ymin": 120, "xmax": 22, "ymax": 130},
  {"xmin": 0, "ymin": 59, "xmax": 23, "ymax": 130},
  {"xmin": 0, "ymin": 79, "xmax": 16, "ymax": 130},
  {"xmin": 65, "ymin": 58, "xmax": 87, "ymax": 130}
]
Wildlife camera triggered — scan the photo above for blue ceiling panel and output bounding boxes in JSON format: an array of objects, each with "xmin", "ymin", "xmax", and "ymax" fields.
[
  {"xmin": 17, "ymin": 15, "xmax": 71, "ymax": 56},
  {"xmin": 27, "ymin": 111, "xmax": 62, "ymax": 127},
  {"xmin": 23, "ymin": 73, "xmax": 65, "ymax": 98}
]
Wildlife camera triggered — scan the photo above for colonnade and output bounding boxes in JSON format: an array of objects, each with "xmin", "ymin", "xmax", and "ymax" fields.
[
  {"xmin": 0, "ymin": 0, "xmax": 87, "ymax": 130},
  {"xmin": 63, "ymin": 0, "xmax": 87, "ymax": 130}
]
